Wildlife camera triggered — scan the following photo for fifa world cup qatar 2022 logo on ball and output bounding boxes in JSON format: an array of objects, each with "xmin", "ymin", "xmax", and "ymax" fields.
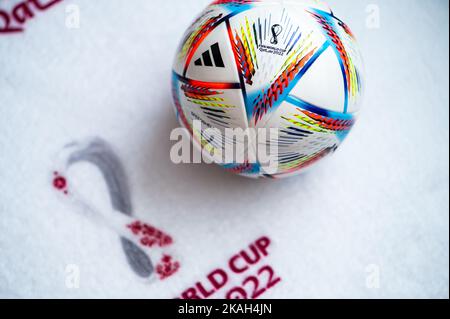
[{"xmin": 171, "ymin": 0, "xmax": 364, "ymax": 179}]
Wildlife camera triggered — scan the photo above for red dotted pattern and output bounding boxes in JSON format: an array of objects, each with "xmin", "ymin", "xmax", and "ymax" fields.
[
  {"xmin": 53, "ymin": 172, "xmax": 69, "ymax": 195},
  {"xmin": 127, "ymin": 221, "xmax": 174, "ymax": 248},
  {"xmin": 156, "ymin": 255, "xmax": 181, "ymax": 280}
]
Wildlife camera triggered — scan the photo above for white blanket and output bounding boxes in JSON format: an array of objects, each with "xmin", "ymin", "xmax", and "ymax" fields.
[{"xmin": 0, "ymin": 0, "xmax": 448, "ymax": 298}]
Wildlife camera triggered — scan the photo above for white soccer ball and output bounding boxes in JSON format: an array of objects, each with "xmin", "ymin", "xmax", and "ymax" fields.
[{"xmin": 172, "ymin": 0, "xmax": 364, "ymax": 179}]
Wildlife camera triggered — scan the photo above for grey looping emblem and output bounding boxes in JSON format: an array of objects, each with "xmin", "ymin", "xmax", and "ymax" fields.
[{"xmin": 270, "ymin": 24, "xmax": 283, "ymax": 45}]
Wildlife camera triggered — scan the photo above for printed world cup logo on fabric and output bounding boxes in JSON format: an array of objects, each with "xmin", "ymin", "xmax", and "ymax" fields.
[
  {"xmin": 52, "ymin": 138, "xmax": 181, "ymax": 282},
  {"xmin": 0, "ymin": 0, "xmax": 63, "ymax": 34}
]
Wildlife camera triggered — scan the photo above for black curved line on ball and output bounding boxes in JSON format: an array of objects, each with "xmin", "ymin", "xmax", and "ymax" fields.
[{"xmin": 67, "ymin": 138, "xmax": 154, "ymax": 278}]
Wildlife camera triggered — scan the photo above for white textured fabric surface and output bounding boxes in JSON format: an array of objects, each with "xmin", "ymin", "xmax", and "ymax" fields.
[{"xmin": 0, "ymin": 0, "xmax": 448, "ymax": 298}]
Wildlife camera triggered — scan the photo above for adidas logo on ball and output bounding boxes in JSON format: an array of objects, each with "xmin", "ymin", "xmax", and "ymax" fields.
[{"xmin": 194, "ymin": 43, "xmax": 225, "ymax": 68}]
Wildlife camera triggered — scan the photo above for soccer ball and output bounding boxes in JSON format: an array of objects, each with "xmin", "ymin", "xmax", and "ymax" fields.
[{"xmin": 171, "ymin": 0, "xmax": 364, "ymax": 179}]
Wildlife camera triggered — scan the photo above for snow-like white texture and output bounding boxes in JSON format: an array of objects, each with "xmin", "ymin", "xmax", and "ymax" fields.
[{"xmin": 0, "ymin": 0, "xmax": 448, "ymax": 298}]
